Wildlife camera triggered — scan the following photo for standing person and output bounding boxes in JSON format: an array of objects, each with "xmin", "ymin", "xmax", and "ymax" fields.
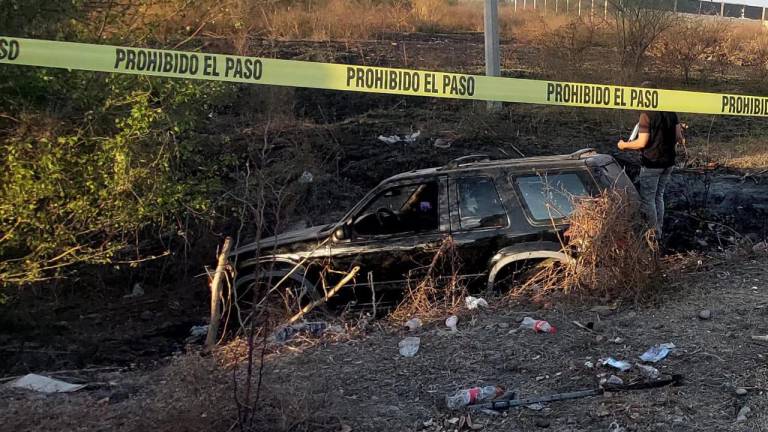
[{"xmin": 617, "ymin": 81, "xmax": 685, "ymax": 239}]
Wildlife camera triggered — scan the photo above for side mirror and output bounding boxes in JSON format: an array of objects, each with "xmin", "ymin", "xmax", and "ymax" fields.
[{"xmin": 332, "ymin": 224, "xmax": 351, "ymax": 242}]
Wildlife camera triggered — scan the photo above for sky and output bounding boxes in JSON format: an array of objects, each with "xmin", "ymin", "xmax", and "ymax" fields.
[{"xmin": 702, "ymin": 0, "xmax": 768, "ymax": 7}]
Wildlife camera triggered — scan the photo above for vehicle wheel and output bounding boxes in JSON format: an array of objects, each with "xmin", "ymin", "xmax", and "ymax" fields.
[
  {"xmin": 492, "ymin": 258, "xmax": 558, "ymax": 291},
  {"xmin": 231, "ymin": 271, "xmax": 322, "ymax": 332}
]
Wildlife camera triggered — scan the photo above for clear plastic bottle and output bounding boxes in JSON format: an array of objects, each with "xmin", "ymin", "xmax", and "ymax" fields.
[
  {"xmin": 445, "ymin": 386, "xmax": 504, "ymax": 409},
  {"xmin": 519, "ymin": 317, "xmax": 556, "ymax": 334}
]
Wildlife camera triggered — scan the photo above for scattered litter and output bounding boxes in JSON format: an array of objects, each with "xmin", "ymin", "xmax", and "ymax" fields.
[
  {"xmin": 465, "ymin": 296, "xmax": 489, "ymax": 310},
  {"xmin": 600, "ymin": 357, "xmax": 632, "ymax": 372},
  {"xmin": 433, "ymin": 138, "xmax": 453, "ymax": 149},
  {"xmin": 525, "ymin": 402, "xmax": 545, "ymax": 411},
  {"xmin": 639, "ymin": 343, "xmax": 675, "ymax": 363},
  {"xmin": 610, "ymin": 337, "xmax": 624, "ymax": 344},
  {"xmin": 519, "ymin": 317, "xmax": 556, "ymax": 334},
  {"xmin": 8, "ymin": 374, "xmax": 86, "ymax": 393},
  {"xmin": 404, "ymin": 317, "xmax": 422, "ymax": 331},
  {"xmin": 447, "ymin": 417, "xmax": 460, "ymax": 425},
  {"xmin": 736, "ymin": 406, "xmax": 751, "ymax": 422},
  {"xmin": 751, "ymin": 335, "xmax": 768, "ymax": 342},
  {"xmin": 698, "ymin": 309, "xmax": 712, "ymax": 320},
  {"xmin": 603, "ymin": 375, "xmax": 624, "ymax": 386},
  {"xmin": 422, "ymin": 419, "xmax": 434, "ymax": 427},
  {"xmin": 446, "ymin": 386, "xmax": 505, "ymax": 410},
  {"xmin": 398, "ymin": 337, "xmax": 420, "ymax": 357},
  {"xmin": 753, "ymin": 241, "xmax": 768, "ymax": 253},
  {"xmin": 123, "ymin": 283, "xmax": 144, "ymax": 299},
  {"xmin": 189, "ymin": 325, "xmax": 208, "ymax": 337},
  {"xmin": 299, "ymin": 170, "xmax": 314, "ymax": 184},
  {"xmin": 377, "ymin": 131, "xmax": 421, "ymax": 145},
  {"xmin": 584, "ymin": 361, "xmax": 595, "ymax": 369},
  {"xmin": 272, "ymin": 321, "xmax": 341, "ymax": 343},
  {"xmin": 736, "ymin": 388, "xmax": 748, "ymax": 396},
  {"xmin": 635, "ymin": 363, "xmax": 660, "ymax": 379},
  {"xmin": 446, "ymin": 315, "xmax": 459, "ymax": 332}
]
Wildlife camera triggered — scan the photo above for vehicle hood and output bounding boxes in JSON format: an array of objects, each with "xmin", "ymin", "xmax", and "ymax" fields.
[{"xmin": 231, "ymin": 225, "xmax": 331, "ymax": 256}]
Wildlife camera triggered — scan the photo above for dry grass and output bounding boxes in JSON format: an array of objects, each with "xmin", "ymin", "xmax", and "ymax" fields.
[
  {"xmin": 512, "ymin": 189, "xmax": 659, "ymax": 303},
  {"xmin": 685, "ymin": 137, "xmax": 768, "ymax": 170},
  {"xmin": 390, "ymin": 236, "xmax": 468, "ymax": 323}
]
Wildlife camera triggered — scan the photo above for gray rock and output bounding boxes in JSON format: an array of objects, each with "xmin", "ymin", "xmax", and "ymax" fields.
[
  {"xmin": 698, "ymin": 309, "xmax": 712, "ymax": 320},
  {"xmin": 736, "ymin": 388, "xmax": 748, "ymax": 396}
]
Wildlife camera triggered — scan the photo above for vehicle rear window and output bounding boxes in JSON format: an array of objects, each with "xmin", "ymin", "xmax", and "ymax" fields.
[
  {"xmin": 515, "ymin": 172, "xmax": 589, "ymax": 222},
  {"xmin": 456, "ymin": 177, "xmax": 507, "ymax": 230}
]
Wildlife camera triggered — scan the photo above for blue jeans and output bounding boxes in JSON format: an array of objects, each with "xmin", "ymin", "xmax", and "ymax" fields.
[{"xmin": 637, "ymin": 166, "xmax": 673, "ymax": 237}]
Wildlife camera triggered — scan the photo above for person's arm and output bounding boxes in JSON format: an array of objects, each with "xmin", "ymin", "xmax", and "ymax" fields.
[
  {"xmin": 618, "ymin": 132, "xmax": 650, "ymax": 150},
  {"xmin": 618, "ymin": 113, "xmax": 651, "ymax": 151}
]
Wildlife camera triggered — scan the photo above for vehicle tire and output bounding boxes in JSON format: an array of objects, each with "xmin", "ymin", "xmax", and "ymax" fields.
[
  {"xmin": 230, "ymin": 266, "xmax": 322, "ymax": 332},
  {"xmin": 491, "ymin": 258, "xmax": 558, "ymax": 292}
]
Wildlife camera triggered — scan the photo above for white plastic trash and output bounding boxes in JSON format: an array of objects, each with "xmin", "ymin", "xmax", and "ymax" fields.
[
  {"xmin": 639, "ymin": 343, "xmax": 675, "ymax": 363},
  {"xmin": 465, "ymin": 296, "xmax": 489, "ymax": 310},
  {"xmin": 8, "ymin": 374, "xmax": 86, "ymax": 393},
  {"xmin": 404, "ymin": 318, "xmax": 422, "ymax": 331},
  {"xmin": 398, "ymin": 337, "xmax": 420, "ymax": 357},
  {"xmin": 445, "ymin": 315, "xmax": 459, "ymax": 332}
]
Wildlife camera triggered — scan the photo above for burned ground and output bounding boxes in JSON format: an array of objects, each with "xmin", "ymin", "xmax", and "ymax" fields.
[
  {"xmin": 2, "ymin": 255, "xmax": 767, "ymax": 431},
  {"xmin": 1, "ymin": 25, "xmax": 768, "ymax": 432}
]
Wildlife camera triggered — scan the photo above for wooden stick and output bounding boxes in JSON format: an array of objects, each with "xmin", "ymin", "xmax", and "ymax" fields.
[
  {"xmin": 206, "ymin": 237, "xmax": 233, "ymax": 348},
  {"xmin": 287, "ymin": 266, "xmax": 360, "ymax": 324}
]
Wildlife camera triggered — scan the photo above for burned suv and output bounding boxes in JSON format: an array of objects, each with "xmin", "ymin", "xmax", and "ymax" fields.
[{"xmin": 232, "ymin": 149, "xmax": 636, "ymax": 310}]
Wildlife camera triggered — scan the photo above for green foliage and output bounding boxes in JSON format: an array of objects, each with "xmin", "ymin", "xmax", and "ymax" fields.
[{"xmin": 0, "ymin": 69, "xmax": 239, "ymax": 286}]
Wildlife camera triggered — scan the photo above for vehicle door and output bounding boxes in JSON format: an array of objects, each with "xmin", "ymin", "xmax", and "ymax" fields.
[
  {"xmin": 448, "ymin": 175, "xmax": 513, "ymax": 281},
  {"xmin": 326, "ymin": 177, "xmax": 450, "ymax": 297}
]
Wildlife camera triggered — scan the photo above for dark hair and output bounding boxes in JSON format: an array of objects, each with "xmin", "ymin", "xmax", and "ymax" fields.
[{"xmin": 640, "ymin": 81, "xmax": 657, "ymax": 89}]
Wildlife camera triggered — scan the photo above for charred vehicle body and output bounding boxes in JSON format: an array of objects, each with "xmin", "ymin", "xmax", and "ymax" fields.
[{"xmin": 232, "ymin": 149, "xmax": 637, "ymax": 311}]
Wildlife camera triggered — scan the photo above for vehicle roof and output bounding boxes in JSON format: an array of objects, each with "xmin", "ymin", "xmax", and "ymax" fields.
[{"xmin": 383, "ymin": 149, "xmax": 609, "ymax": 184}]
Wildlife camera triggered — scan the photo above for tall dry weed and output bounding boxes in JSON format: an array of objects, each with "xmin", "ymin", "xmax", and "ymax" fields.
[
  {"xmin": 512, "ymin": 189, "xmax": 659, "ymax": 303},
  {"xmin": 391, "ymin": 236, "xmax": 467, "ymax": 322}
]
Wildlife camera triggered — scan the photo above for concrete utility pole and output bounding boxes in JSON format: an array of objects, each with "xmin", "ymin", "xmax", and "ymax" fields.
[
  {"xmin": 674, "ymin": 0, "xmax": 678, "ymax": 13},
  {"xmin": 721, "ymin": 1, "xmax": 725, "ymax": 17},
  {"xmin": 578, "ymin": 0, "xmax": 582, "ymax": 16},
  {"xmin": 604, "ymin": 0, "xmax": 608, "ymax": 19},
  {"xmin": 763, "ymin": 7, "xmax": 766, "ymax": 23},
  {"xmin": 484, "ymin": 0, "xmax": 501, "ymax": 111}
]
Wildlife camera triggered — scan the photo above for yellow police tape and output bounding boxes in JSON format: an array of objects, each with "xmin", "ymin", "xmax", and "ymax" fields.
[{"xmin": 1, "ymin": 36, "xmax": 767, "ymax": 117}]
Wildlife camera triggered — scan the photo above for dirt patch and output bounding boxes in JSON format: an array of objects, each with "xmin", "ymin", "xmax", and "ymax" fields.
[
  {"xmin": 253, "ymin": 255, "xmax": 768, "ymax": 432},
  {"xmin": 2, "ymin": 255, "xmax": 767, "ymax": 431}
]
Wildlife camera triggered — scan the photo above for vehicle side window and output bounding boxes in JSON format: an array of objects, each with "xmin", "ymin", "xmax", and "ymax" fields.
[
  {"xmin": 456, "ymin": 177, "xmax": 507, "ymax": 230},
  {"xmin": 353, "ymin": 181, "xmax": 439, "ymax": 236},
  {"xmin": 515, "ymin": 172, "xmax": 589, "ymax": 222}
]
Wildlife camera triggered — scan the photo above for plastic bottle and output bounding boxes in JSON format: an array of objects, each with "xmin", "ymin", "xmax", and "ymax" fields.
[
  {"xmin": 445, "ymin": 386, "xmax": 504, "ymax": 409},
  {"xmin": 519, "ymin": 317, "xmax": 556, "ymax": 334}
]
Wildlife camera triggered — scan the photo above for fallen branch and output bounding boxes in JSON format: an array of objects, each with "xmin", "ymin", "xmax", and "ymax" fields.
[
  {"xmin": 206, "ymin": 237, "xmax": 233, "ymax": 348},
  {"xmin": 287, "ymin": 266, "xmax": 360, "ymax": 324}
]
